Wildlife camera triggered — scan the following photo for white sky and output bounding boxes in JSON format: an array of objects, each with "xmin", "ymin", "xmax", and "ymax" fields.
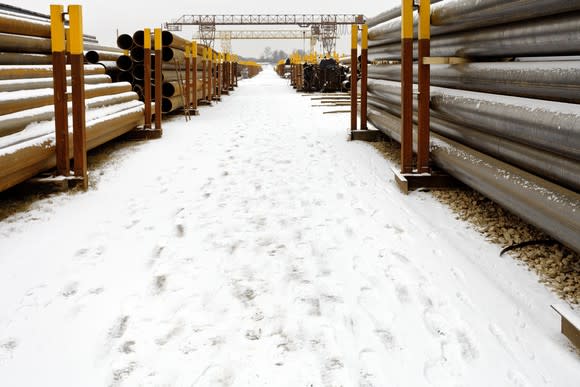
[{"xmin": 15, "ymin": 0, "xmax": 398, "ymax": 58}]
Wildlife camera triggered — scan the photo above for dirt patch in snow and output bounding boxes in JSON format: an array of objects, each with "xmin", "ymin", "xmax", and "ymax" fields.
[{"xmin": 372, "ymin": 140, "xmax": 580, "ymax": 305}]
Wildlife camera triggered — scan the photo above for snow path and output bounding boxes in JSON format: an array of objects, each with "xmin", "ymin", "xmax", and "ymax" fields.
[{"xmin": 0, "ymin": 67, "xmax": 578, "ymax": 386}]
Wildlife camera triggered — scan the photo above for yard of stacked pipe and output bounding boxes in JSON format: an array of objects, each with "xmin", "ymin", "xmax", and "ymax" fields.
[
  {"xmin": 0, "ymin": 12, "xmax": 144, "ymax": 192},
  {"xmin": 363, "ymin": 0, "xmax": 580, "ymax": 254}
]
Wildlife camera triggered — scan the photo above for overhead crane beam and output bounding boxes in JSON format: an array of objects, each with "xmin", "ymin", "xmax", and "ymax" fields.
[
  {"xmin": 194, "ymin": 30, "xmax": 315, "ymax": 40},
  {"xmin": 165, "ymin": 14, "xmax": 364, "ymax": 28}
]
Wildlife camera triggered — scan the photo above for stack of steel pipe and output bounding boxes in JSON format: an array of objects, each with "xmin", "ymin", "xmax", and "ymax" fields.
[
  {"xmin": 0, "ymin": 62, "xmax": 144, "ymax": 192},
  {"xmin": 0, "ymin": 6, "xmax": 144, "ymax": 192},
  {"xmin": 116, "ymin": 30, "xmax": 208, "ymax": 114},
  {"xmin": 363, "ymin": 0, "xmax": 580, "ymax": 254}
]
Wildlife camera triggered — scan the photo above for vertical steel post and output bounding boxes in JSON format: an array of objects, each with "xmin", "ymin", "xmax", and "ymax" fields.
[
  {"xmin": 202, "ymin": 47, "xmax": 207, "ymax": 101},
  {"xmin": 350, "ymin": 24, "xmax": 358, "ymax": 136},
  {"xmin": 185, "ymin": 45, "xmax": 191, "ymax": 110},
  {"xmin": 143, "ymin": 27, "xmax": 152, "ymax": 128},
  {"xmin": 69, "ymin": 5, "xmax": 87, "ymax": 189},
  {"xmin": 50, "ymin": 5, "xmax": 68, "ymax": 176},
  {"xmin": 192, "ymin": 41, "xmax": 198, "ymax": 111},
  {"xmin": 418, "ymin": 0, "xmax": 431, "ymax": 173},
  {"xmin": 207, "ymin": 48, "xmax": 213, "ymax": 101},
  {"xmin": 401, "ymin": 0, "xmax": 414, "ymax": 173},
  {"xmin": 154, "ymin": 28, "xmax": 162, "ymax": 130},
  {"xmin": 218, "ymin": 53, "xmax": 223, "ymax": 98},
  {"xmin": 360, "ymin": 23, "xmax": 369, "ymax": 130}
]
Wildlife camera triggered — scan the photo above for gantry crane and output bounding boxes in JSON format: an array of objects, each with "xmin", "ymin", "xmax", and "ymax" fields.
[{"xmin": 165, "ymin": 14, "xmax": 365, "ymax": 55}]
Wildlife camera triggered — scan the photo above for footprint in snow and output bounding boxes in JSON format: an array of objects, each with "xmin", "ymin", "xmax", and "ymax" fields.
[{"xmin": 109, "ymin": 316, "xmax": 130, "ymax": 340}]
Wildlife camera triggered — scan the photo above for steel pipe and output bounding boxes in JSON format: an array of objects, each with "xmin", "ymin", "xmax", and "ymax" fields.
[
  {"xmin": 0, "ymin": 64, "xmax": 105, "ymax": 80},
  {"xmin": 162, "ymin": 81, "xmax": 183, "ymax": 98},
  {"xmin": 0, "ymin": 52, "xmax": 52, "ymax": 65},
  {"xmin": 0, "ymin": 105, "xmax": 144, "ymax": 193},
  {"xmin": 367, "ymin": 79, "xmax": 580, "ymax": 161},
  {"xmin": 0, "ymin": 74, "xmax": 110, "ymax": 92},
  {"xmin": 366, "ymin": 106, "xmax": 580, "ymax": 254},
  {"xmin": 85, "ymin": 50, "xmax": 121, "ymax": 64},
  {"xmin": 0, "ymin": 82, "xmax": 132, "ymax": 116},
  {"xmin": 369, "ymin": 1, "xmax": 580, "ymax": 43},
  {"xmin": 116, "ymin": 34, "xmax": 134, "ymax": 50},
  {"xmin": 116, "ymin": 55, "xmax": 133, "ymax": 71},
  {"xmin": 161, "ymin": 31, "xmax": 189, "ymax": 51},
  {"xmin": 367, "ymin": 94, "xmax": 580, "ymax": 192},
  {"xmin": 368, "ymin": 13, "xmax": 580, "ymax": 59},
  {"xmin": 0, "ymin": 92, "xmax": 138, "ymax": 137},
  {"xmin": 161, "ymin": 95, "xmax": 184, "ymax": 113},
  {"xmin": 162, "ymin": 47, "xmax": 185, "ymax": 62},
  {"xmin": 368, "ymin": 61, "xmax": 580, "ymax": 103}
]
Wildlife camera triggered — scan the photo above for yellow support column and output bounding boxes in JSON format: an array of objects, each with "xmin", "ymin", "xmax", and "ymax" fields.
[
  {"xmin": 191, "ymin": 41, "xmax": 198, "ymax": 113},
  {"xmin": 418, "ymin": 0, "xmax": 431, "ymax": 173},
  {"xmin": 154, "ymin": 28, "xmax": 162, "ymax": 130},
  {"xmin": 350, "ymin": 24, "xmax": 358, "ymax": 135},
  {"xmin": 68, "ymin": 5, "xmax": 87, "ymax": 189},
  {"xmin": 50, "ymin": 4, "xmax": 68, "ymax": 176},
  {"xmin": 143, "ymin": 28, "xmax": 152, "ymax": 128},
  {"xmin": 401, "ymin": 0, "xmax": 414, "ymax": 173},
  {"xmin": 360, "ymin": 23, "xmax": 369, "ymax": 131}
]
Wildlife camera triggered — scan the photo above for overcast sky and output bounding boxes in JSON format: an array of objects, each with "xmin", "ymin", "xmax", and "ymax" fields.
[{"xmin": 16, "ymin": 0, "xmax": 399, "ymax": 58}]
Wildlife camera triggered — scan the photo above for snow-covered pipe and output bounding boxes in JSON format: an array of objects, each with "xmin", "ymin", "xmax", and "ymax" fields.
[
  {"xmin": 368, "ymin": 13, "xmax": 580, "ymax": 58},
  {"xmin": 367, "ymin": 79, "xmax": 580, "ymax": 161},
  {"xmin": 367, "ymin": 94, "xmax": 580, "ymax": 193},
  {"xmin": 0, "ymin": 82, "xmax": 132, "ymax": 116},
  {"xmin": 366, "ymin": 106, "xmax": 580, "ymax": 254},
  {"xmin": 369, "ymin": 0, "xmax": 580, "ymax": 43},
  {"xmin": 367, "ymin": 61, "xmax": 580, "ymax": 104},
  {"xmin": 0, "ymin": 92, "xmax": 138, "ymax": 138},
  {"xmin": 0, "ymin": 64, "xmax": 105, "ymax": 80},
  {"xmin": 0, "ymin": 105, "xmax": 144, "ymax": 192},
  {"xmin": 0, "ymin": 74, "xmax": 110, "ymax": 92}
]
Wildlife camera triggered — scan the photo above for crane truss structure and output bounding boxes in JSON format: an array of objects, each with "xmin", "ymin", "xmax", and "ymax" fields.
[
  {"xmin": 165, "ymin": 14, "xmax": 365, "ymax": 54},
  {"xmin": 194, "ymin": 30, "xmax": 315, "ymax": 40},
  {"xmin": 194, "ymin": 30, "xmax": 317, "ymax": 55}
]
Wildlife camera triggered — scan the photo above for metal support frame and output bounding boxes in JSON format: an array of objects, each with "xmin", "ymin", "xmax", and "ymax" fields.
[
  {"xmin": 360, "ymin": 23, "xmax": 369, "ymax": 130},
  {"xmin": 143, "ymin": 27, "xmax": 152, "ymax": 128},
  {"xmin": 154, "ymin": 28, "xmax": 162, "ymax": 130},
  {"xmin": 401, "ymin": 0, "xmax": 414, "ymax": 173},
  {"xmin": 418, "ymin": 0, "xmax": 431, "ymax": 173},
  {"xmin": 191, "ymin": 41, "xmax": 199, "ymax": 113},
  {"xmin": 69, "ymin": 5, "xmax": 87, "ymax": 190},
  {"xmin": 50, "ymin": 5, "xmax": 68, "ymax": 177},
  {"xmin": 350, "ymin": 24, "xmax": 358, "ymax": 136},
  {"xmin": 185, "ymin": 45, "xmax": 191, "ymax": 111}
]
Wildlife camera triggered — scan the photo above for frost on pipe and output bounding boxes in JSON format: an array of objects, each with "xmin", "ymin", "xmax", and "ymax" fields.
[
  {"xmin": 0, "ymin": 74, "xmax": 110, "ymax": 92},
  {"xmin": 368, "ymin": 13, "xmax": 580, "ymax": 59},
  {"xmin": 366, "ymin": 107, "xmax": 580, "ymax": 254},
  {"xmin": 368, "ymin": 0, "xmax": 580, "ymax": 42},
  {"xmin": 0, "ymin": 92, "xmax": 138, "ymax": 137},
  {"xmin": 366, "ymin": 95, "xmax": 580, "ymax": 193},
  {"xmin": 367, "ymin": 61, "xmax": 580, "ymax": 104},
  {"xmin": 367, "ymin": 79, "xmax": 580, "ymax": 162},
  {"xmin": 0, "ymin": 104, "xmax": 145, "ymax": 192},
  {"xmin": 0, "ymin": 82, "xmax": 132, "ymax": 116},
  {"xmin": 0, "ymin": 64, "xmax": 105, "ymax": 80}
]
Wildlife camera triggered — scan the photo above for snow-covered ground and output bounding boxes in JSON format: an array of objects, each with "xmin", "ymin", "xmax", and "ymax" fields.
[{"xmin": 0, "ymin": 66, "xmax": 578, "ymax": 386}]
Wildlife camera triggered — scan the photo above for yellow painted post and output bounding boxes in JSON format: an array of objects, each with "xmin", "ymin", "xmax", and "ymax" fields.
[
  {"xmin": 154, "ymin": 28, "xmax": 162, "ymax": 129},
  {"xmin": 185, "ymin": 45, "xmax": 191, "ymax": 110},
  {"xmin": 69, "ymin": 5, "xmax": 87, "ymax": 189},
  {"xmin": 401, "ymin": 0, "xmax": 414, "ymax": 173},
  {"xmin": 350, "ymin": 24, "xmax": 358, "ymax": 135},
  {"xmin": 360, "ymin": 23, "xmax": 368, "ymax": 130},
  {"xmin": 191, "ymin": 41, "xmax": 198, "ymax": 111},
  {"xmin": 50, "ymin": 4, "xmax": 68, "ymax": 176},
  {"xmin": 418, "ymin": 0, "xmax": 431, "ymax": 173},
  {"xmin": 143, "ymin": 27, "xmax": 152, "ymax": 128}
]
